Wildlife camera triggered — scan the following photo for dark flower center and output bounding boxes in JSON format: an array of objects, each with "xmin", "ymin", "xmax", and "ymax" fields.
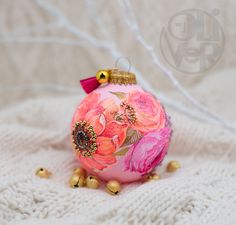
[
  {"xmin": 72, "ymin": 121, "xmax": 97, "ymax": 157},
  {"xmin": 75, "ymin": 131, "xmax": 89, "ymax": 150}
]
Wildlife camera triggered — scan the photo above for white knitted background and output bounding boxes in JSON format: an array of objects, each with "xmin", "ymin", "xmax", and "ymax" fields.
[{"xmin": 0, "ymin": 93, "xmax": 236, "ymax": 225}]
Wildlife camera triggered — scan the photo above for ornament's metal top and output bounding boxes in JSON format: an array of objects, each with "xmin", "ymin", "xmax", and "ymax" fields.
[
  {"xmin": 96, "ymin": 69, "xmax": 137, "ymax": 85},
  {"xmin": 80, "ymin": 69, "xmax": 137, "ymax": 94}
]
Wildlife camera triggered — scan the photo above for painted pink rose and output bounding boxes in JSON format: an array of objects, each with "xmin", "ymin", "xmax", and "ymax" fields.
[
  {"xmin": 124, "ymin": 90, "xmax": 166, "ymax": 133},
  {"xmin": 124, "ymin": 127, "xmax": 172, "ymax": 174}
]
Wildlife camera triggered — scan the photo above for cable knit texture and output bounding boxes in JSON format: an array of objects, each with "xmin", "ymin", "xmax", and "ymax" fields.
[{"xmin": 0, "ymin": 95, "xmax": 235, "ymax": 225}]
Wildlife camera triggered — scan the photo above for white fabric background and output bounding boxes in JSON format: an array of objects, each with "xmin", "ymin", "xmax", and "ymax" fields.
[{"xmin": 0, "ymin": 1, "xmax": 236, "ymax": 225}]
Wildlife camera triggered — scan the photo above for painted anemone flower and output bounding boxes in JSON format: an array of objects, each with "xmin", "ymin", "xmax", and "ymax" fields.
[
  {"xmin": 122, "ymin": 90, "xmax": 166, "ymax": 133},
  {"xmin": 124, "ymin": 127, "xmax": 172, "ymax": 174},
  {"xmin": 71, "ymin": 92, "xmax": 128, "ymax": 171}
]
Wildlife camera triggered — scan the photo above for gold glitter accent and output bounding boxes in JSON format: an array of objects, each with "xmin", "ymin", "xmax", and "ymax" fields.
[
  {"xmin": 120, "ymin": 102, "xmax": 137, "ymax": 124},
  {"xmin": 114, "ymin": 102, "xmax": 137, "ymax": 124},
  {"xmin": 96, "ymin": 69, "xmax": 137, "ymax": 85},
  {"xmin": 109, "ymin": 69, "xmax": 137, "ymax": 85}
]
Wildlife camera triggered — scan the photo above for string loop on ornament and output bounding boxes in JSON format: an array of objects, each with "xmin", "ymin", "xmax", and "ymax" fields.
[{"xmin": 115, "ymin": 57, "xmax": 132, "ymax": 73}]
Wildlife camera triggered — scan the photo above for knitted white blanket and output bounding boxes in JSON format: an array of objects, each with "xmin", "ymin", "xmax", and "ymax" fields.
[{"xmin": 0, "ymin": 94, "xmax": 236, "ymax": 225}]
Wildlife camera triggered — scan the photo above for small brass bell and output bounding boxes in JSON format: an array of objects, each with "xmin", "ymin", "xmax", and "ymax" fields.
[
  {"xmin": 106, "ymin": 180, "xmax": 121, "ymax": 195},
  {"xmin": 166, "ymin": 160, "xmax": 181, "ymax": 172},
  {"xmin": 35, "ymin": 168, "xmax": 51, "ymax": 178},
  {"xmin": 69, "ymin": 174, "xmax": 85, "ymax": 188},
  {"xmin": 73, "ymin": 167, "xmax": 87, "ymax": 177},
  {"xmin": 86, "ymin": 175, "xmax": 100, "ymax": 189},
  {"xmin": 147, "ymin": 172, "xmax": 160, "ymax": 181}
]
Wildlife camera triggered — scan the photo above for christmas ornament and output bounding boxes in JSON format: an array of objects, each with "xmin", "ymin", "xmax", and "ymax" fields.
[{"xmin": 71, "ymin": 68, "xmax": 172, "ymax": 183}]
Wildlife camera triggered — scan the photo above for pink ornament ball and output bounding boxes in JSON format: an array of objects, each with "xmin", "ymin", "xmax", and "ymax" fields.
[{"xmin": 71, "ymin": 83, "xmax": 172, "ymax": 183}]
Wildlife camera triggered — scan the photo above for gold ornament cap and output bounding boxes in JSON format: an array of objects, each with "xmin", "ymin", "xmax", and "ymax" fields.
[{"xmin": 96, "ymin": 69, "xmax": 137, "ymax": 85}]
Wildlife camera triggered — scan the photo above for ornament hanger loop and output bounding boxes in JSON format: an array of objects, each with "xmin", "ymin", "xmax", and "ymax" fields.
[{"xmin": 115, "ymin": 57, "xmax": 132, "ymax": 73}]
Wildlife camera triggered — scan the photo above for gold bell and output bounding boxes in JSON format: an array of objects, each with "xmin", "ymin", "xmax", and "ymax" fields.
[
  {"xmin": 35, "ymin": 168, "xmax": 51, "ymax": 178},
  {"xmin": 73, "ymin": 167, "xmax": 87, "ymax": 177},
  {"xmin": 86, "ymin": 175, "xmax": 100, "ymax": 189},
  {"xmin": 106, "ymin": 180, "xmax": 121, "ymax": 195},
  {"xmin": 147, "ymin": 172, "xmax": 160, "ymax": 181},
  {"xmin": 69, "ymin": 174, "xmax": 85, "ymax": 188},
  {"xmin": 166, "ymin": 160, "xmax": 181, "ymax": 172},
  {"xmin": 96, "ymin": 70, "xmax": 109, "ymax": 84}
]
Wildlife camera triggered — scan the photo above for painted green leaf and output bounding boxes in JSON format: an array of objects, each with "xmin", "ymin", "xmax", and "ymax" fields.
[
  {"xmin": 122, "ymin": 129, "xmax": 143, "ymax": 147},
  {"xmin": 109, "ymin": 91, "xmax": 126, "ymax": 100},
  {"xmin": 114, "ymin": 147, "xmax": 129, "ymax": 156}
]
